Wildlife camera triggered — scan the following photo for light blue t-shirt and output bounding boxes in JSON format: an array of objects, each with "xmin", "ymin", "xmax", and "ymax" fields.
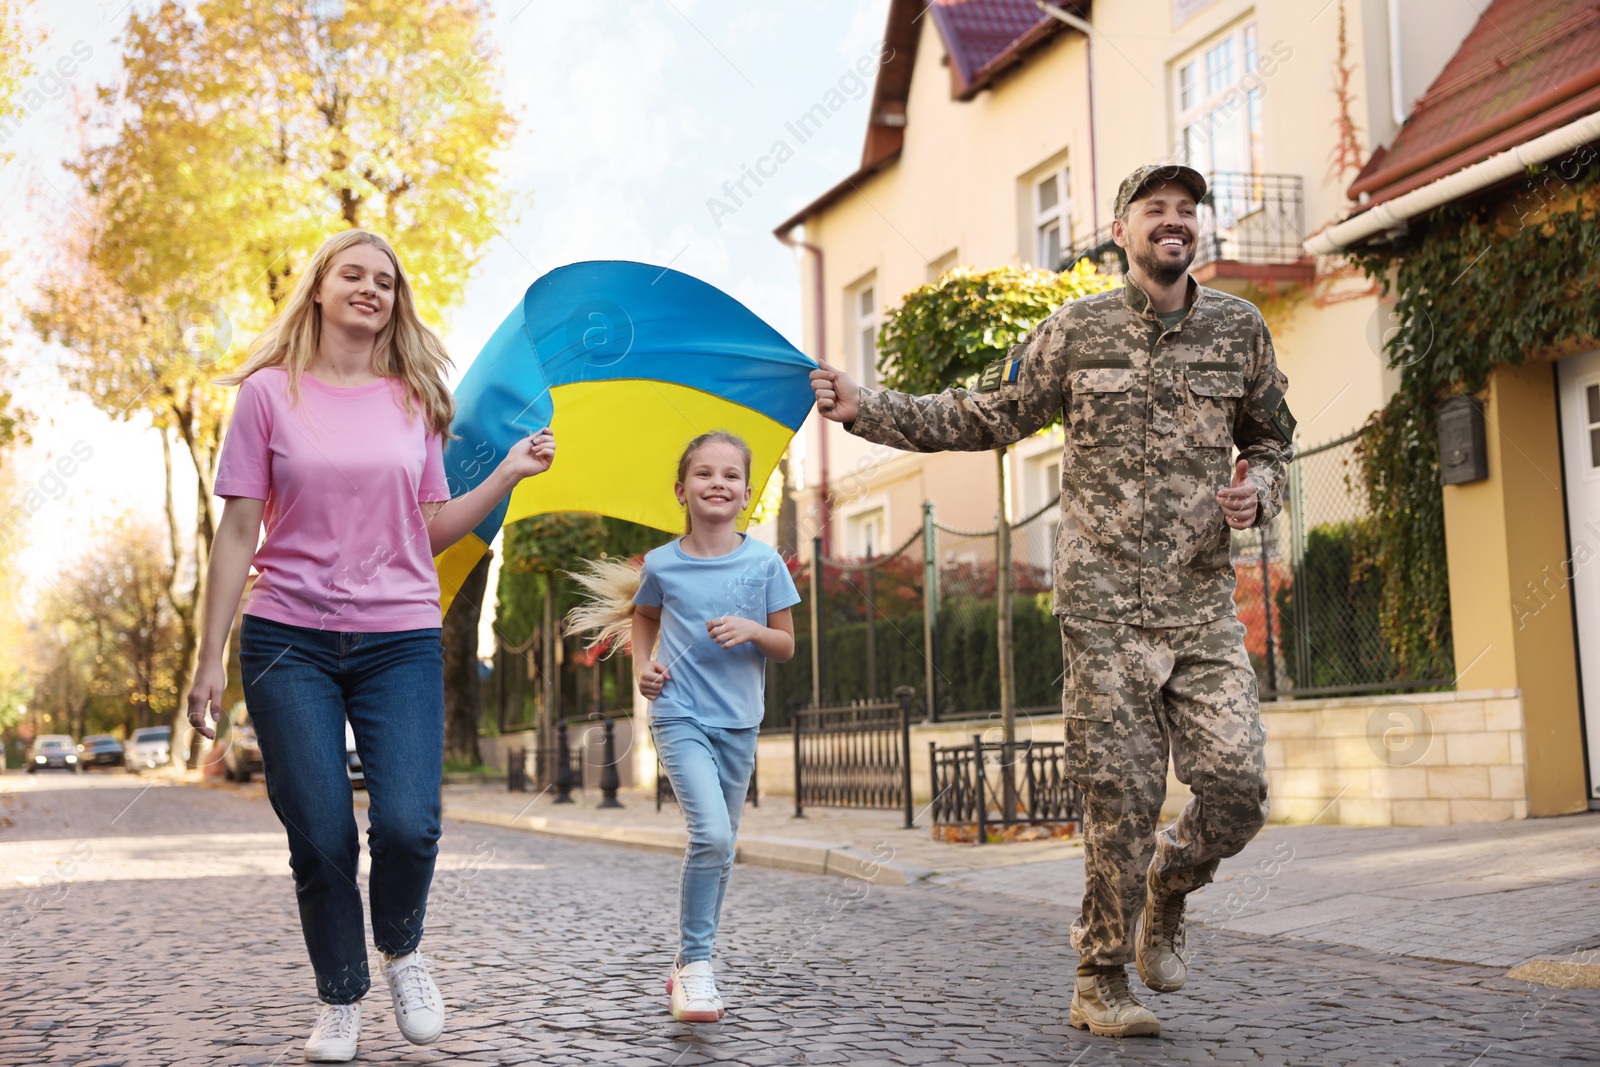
[{"xmin": 633, "ymin": 533, "xmax": 801, "ymax": 728}]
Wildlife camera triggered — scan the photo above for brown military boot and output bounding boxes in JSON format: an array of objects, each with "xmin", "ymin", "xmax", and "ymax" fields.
[
  {"xmin": 1136, "ymin": 867, "xmax": 1189, "ymax": 993},
  {"xmin": 1069, "ymin": 965, "xmax": 1161, "ymax": 1037}
]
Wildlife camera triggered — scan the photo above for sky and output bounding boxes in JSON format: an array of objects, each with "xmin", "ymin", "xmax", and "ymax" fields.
[{"xmin": 1, "ymin": 0, "xmax": 891, "ymax": 647}]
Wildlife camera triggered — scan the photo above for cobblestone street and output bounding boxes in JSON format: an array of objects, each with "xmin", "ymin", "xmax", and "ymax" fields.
[{"xmin": 4, "ymin": 775, "xmax": 1599, "ymax": 1066}]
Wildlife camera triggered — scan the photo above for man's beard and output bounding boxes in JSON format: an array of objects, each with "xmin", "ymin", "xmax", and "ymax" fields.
[{"xmin": 1131, "ymin": 232, "xmax": 1195, "ymax": 286}]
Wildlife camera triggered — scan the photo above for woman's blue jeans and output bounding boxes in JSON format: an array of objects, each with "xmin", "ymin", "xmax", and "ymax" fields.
[
  {"xmin": 239, "ymin": 614, "xmax": 445, "ymax": 1004},
  {"xmin": 651, "ymin": 717, "xmax": 759, "ymax": 964}
]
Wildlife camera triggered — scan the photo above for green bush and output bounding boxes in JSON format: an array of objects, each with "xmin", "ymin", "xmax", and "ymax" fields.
[
  {"xmin": 1275, "ymin": 520, "xmax": 1398, "ymax": 690},
  {"xmin": 766, "ymin": 594, "xmax": 1063, "ymax": 725}
]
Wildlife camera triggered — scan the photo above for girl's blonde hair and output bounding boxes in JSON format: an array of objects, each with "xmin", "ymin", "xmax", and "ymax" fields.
[
  {"xmin": 563, "ymin": 556, "xmax": 645, "ymax": 659},
  {"xmin": 216, "ymin": 230, "xmax": 455, "ymax": 436},
  {"xmin": 565, "ymin": 430, "xmax": 756, "ymax": 655}
]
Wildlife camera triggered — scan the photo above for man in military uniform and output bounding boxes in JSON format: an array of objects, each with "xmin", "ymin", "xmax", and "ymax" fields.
[{"xmin": 810, "ymin": 164, "xmax": 1294, "ymax": 1038}]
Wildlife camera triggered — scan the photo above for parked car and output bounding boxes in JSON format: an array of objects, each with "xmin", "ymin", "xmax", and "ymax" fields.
[
  {"xmin": 346, "ymin": 721, "xmax": 364, "ymax": 790},
  {"xmin": 76, "ymin": 735, "xmax": 125, "ymax": 771},
  {"xmin": 29, "ymin": 735, "xmax": 79, "ymax": 773},
  {"xmin": 222, "ymin": 715, "xmax": 264, "ymax": 783},
  {"xmin": 125, "ymin": 726, "xmax": 172, "ymax": 772}
]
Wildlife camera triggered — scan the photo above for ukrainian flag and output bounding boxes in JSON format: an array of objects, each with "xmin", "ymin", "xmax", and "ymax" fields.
[{"xmin": 435, "ymin": 260, "xmax": 816, "ymax": 617}]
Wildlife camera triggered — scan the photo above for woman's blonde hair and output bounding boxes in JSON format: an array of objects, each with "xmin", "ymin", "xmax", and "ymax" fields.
[{"xmin": 216, "ymin": 230, "xmax": 455, "ymax": 435}]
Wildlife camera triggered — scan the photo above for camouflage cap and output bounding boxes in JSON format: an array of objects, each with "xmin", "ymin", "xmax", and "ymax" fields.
[{"xmin": 1113, "ymin": 164, "xmax": 1208, "ymax": 218}]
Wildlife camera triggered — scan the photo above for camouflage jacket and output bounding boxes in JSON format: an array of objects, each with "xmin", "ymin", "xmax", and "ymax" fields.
[{"xmin": 848, "ymin": 278, "xmax": 1294, "ymax": 628}]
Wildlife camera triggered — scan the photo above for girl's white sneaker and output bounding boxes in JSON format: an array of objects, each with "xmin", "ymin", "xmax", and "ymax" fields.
[
  {"xmin": 667, "ymin": 959, "xmax": 725, "ymax": 1022},
  {"xmin": 382, "ymin": 952, "xmax": 446, "ymax": 1045},
  {"xmin": 303, "ymin": 1002, "xmax": 360, "ymax": 1062}
]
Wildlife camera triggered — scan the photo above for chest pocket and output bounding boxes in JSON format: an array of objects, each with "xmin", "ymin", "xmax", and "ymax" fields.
[
  {"xmin": 1184, "ymin": 364, "xmax": 1245, "ymax": 448},
  {"xmin": 722, "ymin": 576, "xmax": 768, "ymax": 619},
  {"xmin": 1068, "ymin": 365, "xmax": 1136, "ymax": 448}
]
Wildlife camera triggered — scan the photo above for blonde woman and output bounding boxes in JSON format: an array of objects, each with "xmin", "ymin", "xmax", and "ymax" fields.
[{"xmin": 187, "ymin": 230, "xmax": 555, "ymax": 1062}]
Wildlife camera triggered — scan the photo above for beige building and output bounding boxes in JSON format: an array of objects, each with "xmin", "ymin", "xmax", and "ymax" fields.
[
  {"xmin": 765, "ymin": 0, "xmax": 1594, "ymax": 828},
  {"xmin": 775, "ymin": 0, "xmax": 1479, "ymax": 554}
]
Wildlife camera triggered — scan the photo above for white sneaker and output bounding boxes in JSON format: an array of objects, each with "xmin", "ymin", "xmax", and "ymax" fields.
[
  {"xmin": 303, "ymin": 1002, "xmax": 360, "ymax": 1062},
  {"xmin": 667, "ymin": 959, "xmax": 725, "ymax": 1022},
  {"xmin": 382, "ymin": 952, "xmax": 445, "ymax": 1045}
]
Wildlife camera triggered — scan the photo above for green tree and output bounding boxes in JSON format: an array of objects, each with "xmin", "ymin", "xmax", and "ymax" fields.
[
  {"xmin": 494, "ymin": 514, "xmax": 664, "ymax": 737},
  {"xmin": 33, "ymin": 0, "xmax": 516, "ymax": 759},
  {"xmin": 875, "ymin": 262, "xmax": 1114, "ymax": 736},
  {"xmin": 876, "ymin": 263, "xmax": 1112, "ymax": 398}
]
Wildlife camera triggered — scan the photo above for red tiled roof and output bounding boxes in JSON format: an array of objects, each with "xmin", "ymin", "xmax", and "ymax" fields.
[
  {"xmin": 1349, "ymin": 0, "xmax": 1600, "ymax": 206},
  {"xmin": 930, "ymin": 0, "xmax": 1065, "ymax": 100},
  {"xmin": 774, "ymin": 0, "xmax": 1080, "ymax": 236}
]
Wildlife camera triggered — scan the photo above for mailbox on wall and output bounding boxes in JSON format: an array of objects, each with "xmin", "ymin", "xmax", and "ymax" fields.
[{"xmin": 1438, "ymin": 395, "xmax": 1489, "ymax": 485}]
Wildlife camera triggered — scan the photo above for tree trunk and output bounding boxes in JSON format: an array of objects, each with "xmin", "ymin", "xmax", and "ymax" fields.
[
  {"xmin": 996, "ymin": 447, "xmax": 1015, "ymax": 745},
  {"xmin": 541, "ymin": 580, "xmax": 557, "ymax": 756},
  {"xmin": 165, "ymin": 413, "xmax": 222, "ymax": 768},
  {"xmin": 442, "ymin": 549, "xmax": 491, "ymax": 766},
  {"xmin": 996, "ymin": 446, "xmax": 1019, "ymax": 822}
]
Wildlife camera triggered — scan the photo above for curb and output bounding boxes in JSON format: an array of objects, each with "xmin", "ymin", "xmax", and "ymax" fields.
[{"xmin": 439, "ymin": 801, "xmax": 932, "ymax": 887}]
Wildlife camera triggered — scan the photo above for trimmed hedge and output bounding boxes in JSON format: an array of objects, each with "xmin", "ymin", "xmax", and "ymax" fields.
[
  {"xmin": 1274, "ymin": 520, "xmax": 1398, "ymax": 689},
  {"xmin": 766, "ymin": 594, "xmax": 1063, "ymax": 726}
]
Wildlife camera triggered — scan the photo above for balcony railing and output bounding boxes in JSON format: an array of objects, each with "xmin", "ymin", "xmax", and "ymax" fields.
[{"xmin": 1062, "ymin": 171, "xmax": 1308, "ymax": 280}]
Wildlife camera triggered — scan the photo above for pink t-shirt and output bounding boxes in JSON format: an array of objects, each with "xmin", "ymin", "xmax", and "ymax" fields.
[{"xmin": 214, "ymin": 367, "xmax": 451, "ymax": 633}]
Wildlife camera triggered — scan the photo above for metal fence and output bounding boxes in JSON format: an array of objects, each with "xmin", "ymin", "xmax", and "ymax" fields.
[
  {"xmin": 769, "ymin": 424, "xmax": 1445, "ymax": 723},
  {"xmin": 1063, "ymin": 171, "xmax": 1308, "ymax": 278},
  {"xmin": 928, "ymin": 737, "xmax": 1082, "ymax": 842},
  {"xmin": 506, "ymin": 730, "xmax": 585, "ymax": 801},
  {"xmin": 765, "ymin": 525, "xmax": 929, "ymax": 728},
  {"xmin": 791, "ymin": 687, "xmax": 915, "ymax": 828},
  {"xmin": 930, "ymin": 497, "xmax": 1062, "ymax": 718},
  {"xmin": 1239, "ymin": 426, "xmax": 1454, "ymax": 698}
]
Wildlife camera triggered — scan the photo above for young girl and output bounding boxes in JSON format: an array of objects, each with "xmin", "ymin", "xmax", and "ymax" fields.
[
  {"xmin": 187, "ymin": 229, "xmax": 556, "ymax": 1062},
  {"xmin": 568, "ymin": 430, "xmax": 799, "ymax": 1022}
]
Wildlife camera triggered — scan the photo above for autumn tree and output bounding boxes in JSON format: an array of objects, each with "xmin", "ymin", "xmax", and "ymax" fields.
[
  {"xmin": 33, "ymin": 0, "xmax": 515, "ymax": 760},
  {"xmin": 35, "ymin": 514, "xmax": 183, "ymax": 738},
  {"xmin": 0, "ymin": 467, "xmax": 31, "ymax": 763},
  {"xmin": 0, "ymin": 0, "xmax": 35, "ymax": 451}
]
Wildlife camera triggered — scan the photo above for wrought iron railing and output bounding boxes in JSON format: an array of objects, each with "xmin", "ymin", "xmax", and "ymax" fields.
[
  {"xmin": 792, "ymin": 685, "xmax": 916, "ymax": 828},
  {"xmin": 506, "ymin": 722, "xmax": 586, "ymax": 802},
  {"xmin": 929, "ymin": 737, "xmax": 1082, "ymax": 842},
  {"xmin": 1062, "ymin": 171, "xmax": 1307, "ymax": 278}
]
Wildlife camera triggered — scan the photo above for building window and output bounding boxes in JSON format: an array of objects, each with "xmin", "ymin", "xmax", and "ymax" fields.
[
  {"xmin": 1034, "ymin": 168, "xmax": 1070, "ymax": 268},
  {"xmin": 847, "ymin": 506, "xmax": 886, "ymax": 557},
  {"xmin": 927, "ymin": 248, "xmax": 959, "ymax": 282},
  {"xmin": 853, "ymin": 284, "xmax": 878, "ymax": 389},
  {"xmin": 1019, "ymin": 451, "xmax": 1062, "ymax": 576},
  {"xmin": 1588, "ymin": 383, "xmax": 1600, "ymax": 468},
  {"xmin": 1174, "ymin": 21, "xmax": 1263, "ymax": 182}
]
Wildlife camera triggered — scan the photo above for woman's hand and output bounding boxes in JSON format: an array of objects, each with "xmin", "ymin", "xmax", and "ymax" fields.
[
  {"xmin": 707, "ymin": 615, "xmax": 764, "ymax": 650},
  {"xmin": 186, "ymin": 656, "xmax": 227, "ymax": 740},
  {"xmin": 637, "ymin": 659, "xmax": 671, "ymax": 699},
  {"xmin": 500, "ymin": 428, "xmax": 557, "ymax": 482}
]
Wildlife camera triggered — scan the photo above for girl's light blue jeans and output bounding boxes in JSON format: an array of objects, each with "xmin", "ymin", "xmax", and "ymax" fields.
[{"xmin": 651, "ymin": 717, "xmax": 760, "ymax": 964}]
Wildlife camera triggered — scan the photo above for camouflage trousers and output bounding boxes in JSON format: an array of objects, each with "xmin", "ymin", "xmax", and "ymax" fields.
[{"xmin": 1060, "ymin": 614, "xmax": 1269, "ymax": 967}]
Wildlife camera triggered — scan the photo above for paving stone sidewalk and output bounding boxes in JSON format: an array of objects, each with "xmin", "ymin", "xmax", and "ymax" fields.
[
  {"xmin": 433, "ymin": 782, "xmax": 1600, "ymax": 974},
  {"xmin": 426, "ymin": 782, "xmax": 1084, "ymax": 883},
  {"xmin": 5, "ymin": 776, "xmax": 1598, "ymax": 1066}
]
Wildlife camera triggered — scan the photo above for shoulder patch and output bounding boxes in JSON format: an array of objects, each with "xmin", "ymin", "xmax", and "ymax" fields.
[
  {"xmin": 1249, "ymin": 383, "xmax": 1296, "ymax": 444},
  {"xmin": 976, "ymin": 357, "xmax": 1022, "ymax": 394}
]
